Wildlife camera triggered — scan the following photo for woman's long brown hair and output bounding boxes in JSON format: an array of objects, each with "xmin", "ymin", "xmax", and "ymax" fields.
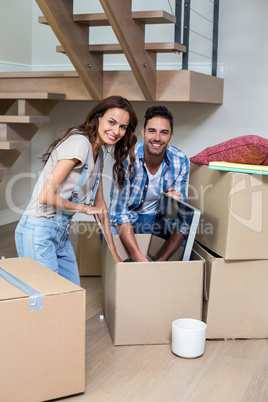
[{"xmin": 42, "ymin": 96, "xmax": 138, "ymax": 188}]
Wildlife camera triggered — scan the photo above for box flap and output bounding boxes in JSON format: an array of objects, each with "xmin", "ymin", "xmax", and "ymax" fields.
[
  {"xmin": 76, "ymin": 220, "xmax": 101, "ymax": 261},
  {"xmin": 75, "ymin": 221, "xmax": 102, "ymax": 276},
  {"xmin": 193, "ymin": 242, "xmax": 218, "ymax": 301},
  {"xmin": 0, "ymin": 257, "xmax": 83, "ymax": 302}
]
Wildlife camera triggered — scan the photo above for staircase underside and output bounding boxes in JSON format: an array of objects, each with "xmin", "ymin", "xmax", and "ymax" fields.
[
  {"xmin": 0, "ymin": 71, "xmax": 223, "ymax": 103},
  {"xmin": 0, "ymin": 91, "xmax": 65, "ymax": 182}
]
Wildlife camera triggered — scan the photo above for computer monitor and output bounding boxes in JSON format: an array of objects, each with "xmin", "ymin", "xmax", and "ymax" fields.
[{"xmin": 147, "ymin": 193, "xmax": 201, "ymax": 262}]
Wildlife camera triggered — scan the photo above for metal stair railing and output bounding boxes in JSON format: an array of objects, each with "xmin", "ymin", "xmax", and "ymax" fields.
[{"xmin": 174, "ymin": 0, "xmax": 219, "ymax": 76}]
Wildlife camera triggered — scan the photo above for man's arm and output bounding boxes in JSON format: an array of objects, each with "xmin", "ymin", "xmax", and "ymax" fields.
[
  {"xmin": 168, "ymin": 152, "xmax": 189, "ymax": 201},
  {"xmin": 156, "ymin": 154, "xmax": 189, "ymax": 261},
  {"xmin": 116, "ymin": 222, "xmax": 148, "ymax": 262},
  {"xmin": 156, "ymin": 230, "xmax": 185, "ymax": 262}
]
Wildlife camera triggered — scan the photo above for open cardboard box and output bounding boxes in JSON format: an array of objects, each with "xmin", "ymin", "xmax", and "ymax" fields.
[
  {"xmin": 189, "ymin": 163, "xmax": 268, "ymax": 260},
  {"xmin": 0, "ymin": 257, "xmax": 85, "ymax": 402},
  {"xmin": 102, "ymin": 233, "xmax": 204, "ymax": 346},
  {"xmin": 194, "ymin": 242, "xmax": 268, "ymax": 339}
]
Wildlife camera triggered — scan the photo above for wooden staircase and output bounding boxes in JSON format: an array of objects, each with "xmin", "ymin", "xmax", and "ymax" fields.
[
  {"xmin": 40, "ymin": 11, "xmax": 186, "ymax": 56},
  {"xmin": 0, "ymin": 92, "xmax": 65, "ymax": 182},
  {"xmin": 0, "ymin": 1, "xmax": 223, "ymax": 183},
  {"xmin": 35, "ymin": 0, "xmax": 223, "ymax": 102}
]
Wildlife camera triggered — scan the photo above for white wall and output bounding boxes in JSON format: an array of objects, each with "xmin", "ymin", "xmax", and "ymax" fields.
[
  {"xmin": 0, "ymin": 0, "xmax": 32, "ymax": 71},
  {"xmin": 31, "ymin": 1, "xmax": 73, "ymax": 70},
  {"xmin": 1, "ymin": 0, "xmax": 268, "ymax": 225}
]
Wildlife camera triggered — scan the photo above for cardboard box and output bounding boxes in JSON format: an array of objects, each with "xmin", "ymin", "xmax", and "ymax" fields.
[
  {"xmin": 189, "ymin": 163, "xmax": 268, "ymax": 259},
  {"xmin": 74, "ymin": 221, "xmax": 102, "ymax": 276},
  {"xmin": 0, "ymin": 257, "xmax": 85, "ymax": 402},
  {"xmin": 102, "ymin": 234, "xmax": 204, "ymax": 345},
  {"xmin": 194, "ymin": 242, "xmax": 268, "ymax": 339}
]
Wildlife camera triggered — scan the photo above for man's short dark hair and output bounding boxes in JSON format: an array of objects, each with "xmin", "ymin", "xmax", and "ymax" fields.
[{"xmin": 143, "ymin": 106, "xmax": 173, "ymax": 132}]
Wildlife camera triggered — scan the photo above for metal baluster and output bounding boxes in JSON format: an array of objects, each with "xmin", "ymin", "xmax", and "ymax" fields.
[
  {"xmin": 182, "ymin": 0, "xmax": 191, "ymax": 70},
  {"xmin": 212, "ymin": 0, "xmax": 219, "ymax": 76},
  {"xmin": 174, "ymin": 0, "xmax": 182, "ymax": 44}
]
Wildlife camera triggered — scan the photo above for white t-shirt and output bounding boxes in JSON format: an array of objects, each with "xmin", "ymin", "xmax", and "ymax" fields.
[
  {"xmin": 137, "ymin": 164, "xmax": 162, "ymax": 215},
  {"xmin": 26, "ymin": 134, "xmax": 102, "ymax": 218}
]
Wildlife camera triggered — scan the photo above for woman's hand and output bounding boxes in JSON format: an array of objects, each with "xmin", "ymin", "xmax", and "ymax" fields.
[
  {"xmin": 92, "ymin": 203, "xmax": 107, "ymax": 225},
  {"xmin": 113, "ymin": 252, "xmax": 123, "ymax": 262},
  {"xmin": 135, "ymin": 255, "xmax": 149, "ymax": 262},
  {"xmin": 83, "ymin": 205, "xmax": 104, "ymax": 216}
]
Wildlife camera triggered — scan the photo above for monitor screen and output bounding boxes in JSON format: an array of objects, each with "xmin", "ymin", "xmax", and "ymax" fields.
[{"xmin": 147, "ymin": 193, "xmax": 201, "ymax": 262}]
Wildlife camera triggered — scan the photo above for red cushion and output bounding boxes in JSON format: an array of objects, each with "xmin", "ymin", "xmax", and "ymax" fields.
[
  {"xmin": 190, "ymin": 135, "xmax": 268, "ymax": 166},
  {"xmin": 263, "ymin": 155, "xmax": 268, "ymax": 166}
]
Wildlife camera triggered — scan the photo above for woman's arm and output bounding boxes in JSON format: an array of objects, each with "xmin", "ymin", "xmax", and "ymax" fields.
[
  {"xmin": 94, "ymin": 171, "xmax": 123, "ymax": 262},
  {"xmin": 116, "ymin": 222, "xmax": 148, "ymax": 262},
  {"xmin": 39, "ymin": 159, "xmax": 104, "ymax": 217}
]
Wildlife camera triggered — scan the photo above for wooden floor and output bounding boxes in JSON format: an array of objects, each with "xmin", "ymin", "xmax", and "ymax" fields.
[{"xmin": 1, "ymin": 222, "xmax": 268, "ymax": 402}]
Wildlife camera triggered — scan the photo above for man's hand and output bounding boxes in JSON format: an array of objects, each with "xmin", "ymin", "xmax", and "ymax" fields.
[{"xmin": 165, "ymin": 187, "xmax": 182, "ymax": 200}]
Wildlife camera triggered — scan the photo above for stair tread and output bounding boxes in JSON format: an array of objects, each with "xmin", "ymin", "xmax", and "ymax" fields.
[
  {"xmin": 73, "ymin": 13, "xmax": 110, "ymax": 26},
  {"xmin": 0, "ymin": 115, "xmax": 50, "ymax": 123},
  {"xmin": 132, "ymin": 10, "xmax": 176, "ymax": 24},
  {"xmin": 0, "ymin": 140, "xmax": 31, "ymax": 150},
  {"xmin": 57, "ymin": 42, "xmax": 186, "ymax": 55},
  {"xmin": 0, "ymin": 72, "xmax": 78, "ymax": 78},
  {"xmin": 0, "ymin": 92, "xmax": 65, "ymax": 100},
  {"xmin": 39, "ymin": 10, "xmax": 176, "ymax": 26},
  {"xmin": 145, "ymin": 42, "xmax": 186, "ymax": 53}
]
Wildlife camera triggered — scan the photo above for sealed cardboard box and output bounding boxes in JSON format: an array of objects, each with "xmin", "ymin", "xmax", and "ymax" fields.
[
  {"xmin": 194, "ymin": 242, "xmax": 268, "ymax": 339},
  {"xmin": 189, "ymin": 163, "xmax": 268, "ymax": 259},
  {"xmin": 0, "ymin": 257, "xmax": 85, "ymax": 402},
  {"xmin": 74, "ymin": 221, "xmax": 102, "ymax": 276},
  {"xmin": 102, "ymin": 234, "xmax": 204, "ymax": 346}
]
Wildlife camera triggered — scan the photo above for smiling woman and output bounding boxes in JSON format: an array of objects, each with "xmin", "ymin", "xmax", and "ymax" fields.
[
  {"xmin": 14, "ymin": 96, "xmax": 138, "ymax": 285},
  {"xmin": 97, "ymin": 108, "xmax": 130, "ymax": 148}
]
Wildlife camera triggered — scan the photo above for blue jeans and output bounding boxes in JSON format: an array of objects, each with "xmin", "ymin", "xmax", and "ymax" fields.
[{"xmin": 15, "ymin": 214, "xmax": 80, "ymax": 286}]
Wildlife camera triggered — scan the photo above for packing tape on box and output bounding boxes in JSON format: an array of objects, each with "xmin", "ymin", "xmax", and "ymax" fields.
[{"xmin": 0, "ymin": 267, "xmax": 43, "ymax": 311}]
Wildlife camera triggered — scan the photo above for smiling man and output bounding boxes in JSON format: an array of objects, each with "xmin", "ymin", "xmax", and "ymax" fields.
[{"xmin": 109, "ymin": 105, "xmax": 189, "ymax": 262}]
